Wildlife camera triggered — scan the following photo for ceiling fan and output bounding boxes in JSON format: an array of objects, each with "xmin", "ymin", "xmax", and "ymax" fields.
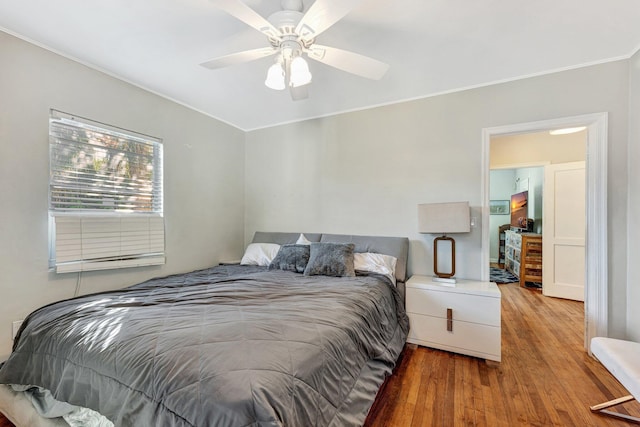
[{"xmin": 201, "ymin": 0, "xmax": 389, "ymax": 100}]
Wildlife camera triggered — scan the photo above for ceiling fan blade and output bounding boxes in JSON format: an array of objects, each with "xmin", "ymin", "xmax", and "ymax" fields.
[
  {"xmin": 307, "ymin": 44, "xmax": 389, "ymax": 80},
  {"xmin": 209, "ymin": 0, "xmax": 280, "ymax": 39},
  {"xmin": 290, "ymin": 84, "xmax": 309, "ymax": 101},
  {"xmin": 295, "ymin": 0, "xmax": 363, "ymax": 43},
  {"xmin": 200, "ymin": 47, "xmax": 277, "ymax": 69}
]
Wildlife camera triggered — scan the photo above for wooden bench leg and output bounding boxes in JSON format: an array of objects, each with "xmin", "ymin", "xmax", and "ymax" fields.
[{"xmin": 590, "ymin": 395, "xmax": 640, "ymax": 424}]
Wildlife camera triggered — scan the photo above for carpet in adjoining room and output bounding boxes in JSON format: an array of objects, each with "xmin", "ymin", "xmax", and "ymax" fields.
[{"xmin": 490, "ymin": 267, "xmax": 519, "ymax": 284}]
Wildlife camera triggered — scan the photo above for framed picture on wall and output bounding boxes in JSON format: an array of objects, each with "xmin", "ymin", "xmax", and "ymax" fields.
[{"xmin": 490, "ymin": 200, "xmax": 510, "ymax": 215}]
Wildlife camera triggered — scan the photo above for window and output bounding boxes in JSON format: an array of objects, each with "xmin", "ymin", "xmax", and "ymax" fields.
[{"xmin": 49, "ymin": 110, "xmax": 164, "ymax": 272}]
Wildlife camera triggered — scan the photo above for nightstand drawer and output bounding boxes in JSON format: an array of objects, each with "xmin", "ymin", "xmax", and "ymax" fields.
[
  {"xmin": 406, "ymin": 288, "xmax": 500, "ymax": 327},
  {"xmin": 407, "ymin": 313, "xmax": 501, "ymax": 361}
]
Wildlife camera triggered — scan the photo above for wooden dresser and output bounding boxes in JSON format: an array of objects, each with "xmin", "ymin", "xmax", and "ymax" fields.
[{"xmin": 505, "ymin": 231, "xmax": 542, "ymax": 287}]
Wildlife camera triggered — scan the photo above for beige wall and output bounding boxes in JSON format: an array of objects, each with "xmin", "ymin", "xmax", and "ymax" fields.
[
  {"xmin": 246, "ymin": 60, "xmax": 631, "ymax": 338},
  {"xmin": 0, "ymin": 32, "xmax": 246, "ymax": 358}
]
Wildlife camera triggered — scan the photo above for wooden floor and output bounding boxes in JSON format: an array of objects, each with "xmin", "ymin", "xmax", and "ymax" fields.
[
  {"xmin": 1, "ymin": 283, "xmax": 638, "ymax": 427},
  {"xmin": 364, "ymin": 283, "xmax": 640, "ymax": 426}
]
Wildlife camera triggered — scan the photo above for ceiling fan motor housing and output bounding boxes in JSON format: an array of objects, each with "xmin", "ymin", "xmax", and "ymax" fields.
[
  {"xmin": 267, "ymin": 9, "xmax": 312, "ymax": 56},
  {"xmin": 280, "ymin": 0, "xmax": 303, "ymax": 12},
  {"xmin": 268, "ymin": 10, "xmax": 303, "ymax": 35}
]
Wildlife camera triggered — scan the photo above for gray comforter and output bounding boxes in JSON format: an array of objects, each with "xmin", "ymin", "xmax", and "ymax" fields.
[{"xmin": 0, "ymin": 265, "xmax": 408, "ymax": 426}]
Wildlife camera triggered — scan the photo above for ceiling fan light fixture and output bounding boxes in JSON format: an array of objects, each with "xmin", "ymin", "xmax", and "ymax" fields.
[
  {"xmin": 265, "ymin": 62, "xmax": 286, "ymax": 90},
  {"xmin": 290, "ymin": 56, "xmax": 312, "ymax": 87}
]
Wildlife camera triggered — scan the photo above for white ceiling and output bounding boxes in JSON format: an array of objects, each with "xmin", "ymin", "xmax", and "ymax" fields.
[{"xmin": 2, "ymin": 0, "xmax": 640, "ymax": 131}]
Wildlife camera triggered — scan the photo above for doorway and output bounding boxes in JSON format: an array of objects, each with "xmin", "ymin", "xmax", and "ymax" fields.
[
  {"xmin": 489, "ymin": 165, "xmax": 546, "ymax": 289},
  {"xmin": 489, "ymin": 131, "xmax": 587, "ymax": 299},
  {"xmin": 480, "ymin": 113, "xmax": 608, "ymax": 351}
]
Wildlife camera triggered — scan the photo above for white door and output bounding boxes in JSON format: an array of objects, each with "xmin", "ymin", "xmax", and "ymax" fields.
[{"xmin": 542, "ymin": 161, "xmax": 586, "ymax": 301}]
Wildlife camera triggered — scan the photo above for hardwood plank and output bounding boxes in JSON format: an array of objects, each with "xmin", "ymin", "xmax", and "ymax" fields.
[
  {"xmin": 442, "ymin": 354, "xmax": 456, "ymax": 426},
  {"xmin": 408, "ymin": 347, "xmax": 435, "ymax": 427},
  {"xmin": 413, "ymin": 348, "xmax": 447, "ymax": 427},
  {"xmin": 465, "ymin": 357, "xmax": 484, "ymax": 427},
  {"xmin": 1, "ymin": 283, "xmax": 638, "ymax": 426}
]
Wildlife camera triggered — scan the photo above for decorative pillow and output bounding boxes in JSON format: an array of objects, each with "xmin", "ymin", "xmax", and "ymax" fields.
[
  {"xmin": 296, "ymin": 233, "xmax": 312, "ymax": 245},
  {"xmin": 240, "ymin": 243, "xmax": 281, "ymax": 267},
  {"xmin": 303, "ymin": 242, "xmax": 356, "ymax": 277},
  {"xmin": 269, "ymin": 244, "xmax": 310, "ymax": 273},
  {"xmin": 354, "ymin": 252, "xmax": 398, "ymax": 285}
]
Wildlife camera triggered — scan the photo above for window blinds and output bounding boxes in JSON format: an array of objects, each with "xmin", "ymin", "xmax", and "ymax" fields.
[
  {"xmin": 49, "ymin": 111, "xmax": 162, "ymax": 213},
  {"xmin": 49, "ymin": 110, "xmax": 164, "ymax": 273}
]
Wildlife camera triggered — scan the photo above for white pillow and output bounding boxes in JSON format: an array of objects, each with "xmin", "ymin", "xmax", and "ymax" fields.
[
  {"xmin": 296, "ymin": 233, "xmax": 312, "ymax": 245},
  {"xmin": 240, "ymin": 243, "xmax": 281, "ymax": 266},
  {"xmin": 354, "ymin": 252, "xmax": 398, "ymax": 285}
]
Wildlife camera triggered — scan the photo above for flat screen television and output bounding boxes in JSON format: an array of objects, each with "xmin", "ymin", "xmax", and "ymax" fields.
[{"xmin": 510, "ymin": 190, "xmax": 529, "ymax": 229}]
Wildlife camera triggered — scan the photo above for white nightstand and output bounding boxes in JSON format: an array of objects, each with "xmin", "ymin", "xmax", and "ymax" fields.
[{"xmin": 405, "ymin": 275, "xmax": 501, "ymax": 362}]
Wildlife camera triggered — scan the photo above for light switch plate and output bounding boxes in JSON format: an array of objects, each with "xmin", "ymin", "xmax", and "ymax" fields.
[{"xmin": 12, "ymin": 320, "xmax": 23, "ymax": 340}]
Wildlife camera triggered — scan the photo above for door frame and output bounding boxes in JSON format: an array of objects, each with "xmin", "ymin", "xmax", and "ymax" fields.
[{"xmin": 481, "ymin": 112, "xmax": 608, "ymax": 351}]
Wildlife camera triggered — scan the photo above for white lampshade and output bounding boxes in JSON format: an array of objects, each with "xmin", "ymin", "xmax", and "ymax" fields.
[
  {"xmin": 289, "ymin": 56, "xmax": 312, "ymax": 87},
  {"xmin": 418, "ymin": 202, "xmax": 470, "ymax": 234},
  {"xmin": 265, "ymin": 63, "xmax": 285, "ymax": 90}
]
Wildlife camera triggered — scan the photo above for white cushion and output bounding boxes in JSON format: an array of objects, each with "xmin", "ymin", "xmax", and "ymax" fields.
[
  {"xmin": 240, "ymin": 243, "xmax": 281, "ymax": 267},
  {"xmin": 296, "ymin": 233, "xmax": 312, "ymax": 245},
  {"xmin": 591, "ymin": 337, "xmax": 640, "ymax": 401},
  {"xmin": 354, "ymin": 252, "xmax": 397, "ymax": 285}
]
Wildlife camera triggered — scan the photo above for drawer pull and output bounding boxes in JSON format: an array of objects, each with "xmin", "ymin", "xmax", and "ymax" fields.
[{"xmin": 447, "ymin": 308, "xmax": 453, "ymax": 332}]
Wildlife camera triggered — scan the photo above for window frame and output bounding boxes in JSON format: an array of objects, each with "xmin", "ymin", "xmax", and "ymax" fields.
[{"xmin": 48, "ymin": 110, "xmax": 165, "ymax": 272}]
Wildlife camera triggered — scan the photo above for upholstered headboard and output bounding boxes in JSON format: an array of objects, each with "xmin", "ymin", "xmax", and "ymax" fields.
[{"xmin": 251, "ymin": 231, "xmax": 410, "ymax": 301}]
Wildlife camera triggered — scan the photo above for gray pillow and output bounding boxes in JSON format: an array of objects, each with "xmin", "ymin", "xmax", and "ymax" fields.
[
  {"xmin": 268, "ymin": 244, "xmax": 310, "ymax": 273},
  {"xmin": 303, "ymin": 242, "xmax": 356, "ymax": 277}
]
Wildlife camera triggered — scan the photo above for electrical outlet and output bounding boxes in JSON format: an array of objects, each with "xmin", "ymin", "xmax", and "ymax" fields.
[{"xmin": 12, "ymin": 320, "xmax": 23, "ymax": 340}]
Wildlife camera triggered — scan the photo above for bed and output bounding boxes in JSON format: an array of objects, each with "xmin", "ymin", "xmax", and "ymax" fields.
[{"xmin": 0, "ymin": 232, "xmax": 409, "ymax": 427}]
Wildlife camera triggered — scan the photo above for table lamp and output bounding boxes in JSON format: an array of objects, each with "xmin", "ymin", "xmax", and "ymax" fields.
[{"xmin": 418, "ymin": 201, "xmax": 470, "ymax": 284}]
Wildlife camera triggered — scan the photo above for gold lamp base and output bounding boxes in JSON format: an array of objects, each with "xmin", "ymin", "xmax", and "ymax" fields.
[{"xmin": 434, "ymin": 235, "xmax": 457, "ymax": 285}]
